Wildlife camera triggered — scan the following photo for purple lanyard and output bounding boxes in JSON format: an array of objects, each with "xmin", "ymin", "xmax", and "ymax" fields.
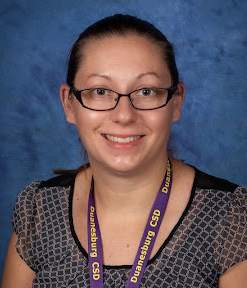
[{"xmin": 87, "ymin": 159, "xmax": 172, "ymax": 288}]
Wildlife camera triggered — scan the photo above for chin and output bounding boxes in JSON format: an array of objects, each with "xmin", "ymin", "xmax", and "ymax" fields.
[
  {"xmin": 92, "ymin": 155, "xmax": 145, "ymax": 176},
  {"xmin": 107, "ymin": 153, "xmax": 167, "ymax": 177}
]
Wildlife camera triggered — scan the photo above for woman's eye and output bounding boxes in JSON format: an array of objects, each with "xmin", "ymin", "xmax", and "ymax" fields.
[
  {"xmin": 139, "ymin": 88, "xmax": 154, "ymax": 96},
  {"xmin": 93, "ymin": 89, "xmax": 108, "ymax": 95}
]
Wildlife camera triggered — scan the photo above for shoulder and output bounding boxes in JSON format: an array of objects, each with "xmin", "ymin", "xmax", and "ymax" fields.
[
  {"xmin": 195, "ymin": 169, "xmax": 239, "ymax": 192},
  {"xmin": 193, "ymin": 168, "xmax": 247, "ymax": 275},
  {"xmin": 12, "ymin": 173, "xmax": 77, "ymax": 241},
  {"xmin": 194, "ymin": 168, "xmax": 247, "ymax": 205},
  {"xmin": 39, "ymin": 173, "xmax": 76, "ymax": 188},
  {"xmin": 193, "ymin": 168, "xmax": 246, "ymax": 211},
  {"xmin": 12, "ymin": 173, "xmax": 77, "ymax": 272},
  {"xmin": 16, "ymin": 173, "xmax": 76, "ymax": 196},
  {"xmin": 13, "ymin": 174, "xmax": 76, "ymax": 214}
]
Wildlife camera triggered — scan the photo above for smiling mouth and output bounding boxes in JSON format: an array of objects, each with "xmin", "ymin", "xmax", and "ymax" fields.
[{"xmin": 103, "ymin": 134, "xmax": 143, "ymax": 143}]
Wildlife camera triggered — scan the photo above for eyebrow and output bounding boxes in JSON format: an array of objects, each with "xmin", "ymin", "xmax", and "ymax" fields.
[
  {"xmin": 137, "ymin": 72, "xmax": 161, "ymax": 79},
  {"xmin": 88, "ymin": 73, "xmax": 111, "ymax": 80},
  {"xmin": 87, "ymin": 72, "xmax": 161, "ymax": 80}
]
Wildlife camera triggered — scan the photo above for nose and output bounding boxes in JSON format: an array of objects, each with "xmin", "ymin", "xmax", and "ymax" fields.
[{"xmin": 110, "ymin": 94, "xmax": 138, "ymax": 124}]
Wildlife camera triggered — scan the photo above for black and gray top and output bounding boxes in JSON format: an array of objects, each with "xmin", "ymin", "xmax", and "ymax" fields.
[{"xmin": 12, "ymin": 168, "xmax": 247, "ymax": 287}]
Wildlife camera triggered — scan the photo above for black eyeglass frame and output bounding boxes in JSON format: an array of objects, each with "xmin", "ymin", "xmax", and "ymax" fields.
[{"xmin": 69, "ymin": 84, "xmax": 178, "ymax": 111}]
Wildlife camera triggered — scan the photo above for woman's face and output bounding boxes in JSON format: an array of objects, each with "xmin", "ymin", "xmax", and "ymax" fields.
[{"xmin": 60, "ymin": 35, "xmax": 185, "ymax": 175}]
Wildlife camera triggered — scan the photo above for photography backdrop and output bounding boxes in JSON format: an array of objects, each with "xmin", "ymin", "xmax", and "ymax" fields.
[{"xmin": 0, "ymin": 0, "xmax": 247, "ymax": 280}]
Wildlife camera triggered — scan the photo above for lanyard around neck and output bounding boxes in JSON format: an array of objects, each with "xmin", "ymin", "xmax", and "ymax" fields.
[{"xmin": 87, "ymin": 159, "xmax": 172, "ymax": 288}]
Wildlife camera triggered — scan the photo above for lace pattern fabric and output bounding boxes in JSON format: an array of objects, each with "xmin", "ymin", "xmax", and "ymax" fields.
[{"xmin": 12, "ymin": 171, "xmax": 247, "ymax": 287}]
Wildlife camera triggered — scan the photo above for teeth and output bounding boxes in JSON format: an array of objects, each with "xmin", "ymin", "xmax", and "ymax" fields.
[{"xmin": 104, "ymin": 135, "xmax": 141, "ymax": 143}]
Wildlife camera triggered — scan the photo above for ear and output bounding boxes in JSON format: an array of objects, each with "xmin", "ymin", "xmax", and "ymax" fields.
[
  {"xmin": 60, "ymin": 84, "xmax": 76, "ymax": 124},
  {"xmin": 172, "ymin": 82, "xmax": 185, "ymax": 123}
]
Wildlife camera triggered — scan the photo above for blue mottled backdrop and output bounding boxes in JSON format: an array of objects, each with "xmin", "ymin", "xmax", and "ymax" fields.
[{"xmin": 0, "ymin": 0, "xmax": 246, "ymax": 280}]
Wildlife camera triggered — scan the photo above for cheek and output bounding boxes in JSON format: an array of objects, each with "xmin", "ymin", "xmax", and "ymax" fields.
[
  {"xmin": 144, "ymin": 110, "xmax": 173, "ymax": 132},
  {"xmin": 73, "ymin": 108, "xmax": 101, "ymax": 128},
  {"xmin": 73, "ymin": 109, "xmax": 106, "ymax": 141}
]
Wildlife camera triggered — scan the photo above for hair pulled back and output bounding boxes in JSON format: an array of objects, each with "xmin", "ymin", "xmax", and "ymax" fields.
[{"xmin": 66, "ymin": 14, "xmax": 179, "ymax": 87}]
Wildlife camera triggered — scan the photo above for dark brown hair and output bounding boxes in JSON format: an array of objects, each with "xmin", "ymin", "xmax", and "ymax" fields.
[{"xmin": 67, "ymin": 14, "xmax": 179, "ymax": 87}]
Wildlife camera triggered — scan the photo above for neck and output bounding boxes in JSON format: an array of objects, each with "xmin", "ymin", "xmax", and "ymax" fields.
[{"xmin": 89, "ymin": 156, "xmax": 169, "ymax": 217}]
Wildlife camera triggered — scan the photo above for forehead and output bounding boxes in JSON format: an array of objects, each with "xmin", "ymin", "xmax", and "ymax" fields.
[{"xmin": 75, "ymin": 35, "xmax": 171, "ymax": 84}]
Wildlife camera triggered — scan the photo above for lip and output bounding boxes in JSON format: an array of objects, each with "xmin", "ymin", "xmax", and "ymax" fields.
[
  {"xmin": 102, "ymin": 134, "xmax": 144, "ymax": 148},
  {"xmin": 104, "ymin": 134, "xmax": 142, "ymax": 141}
]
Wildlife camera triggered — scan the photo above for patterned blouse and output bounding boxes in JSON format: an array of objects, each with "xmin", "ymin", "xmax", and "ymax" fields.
[{"xmin": 12, "ymin": 168, "xmax": 247, "ymax": 287}]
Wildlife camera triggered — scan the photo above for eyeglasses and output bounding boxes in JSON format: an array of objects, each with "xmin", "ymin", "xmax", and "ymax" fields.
[{"xmin": 70, "ymin": 85, "xmax": 177, "ymax": 111}]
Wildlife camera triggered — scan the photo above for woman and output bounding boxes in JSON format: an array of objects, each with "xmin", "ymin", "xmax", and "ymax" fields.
[{"xmin": 2, "ymin": 14, "xmax": 247, "ymax": 288}]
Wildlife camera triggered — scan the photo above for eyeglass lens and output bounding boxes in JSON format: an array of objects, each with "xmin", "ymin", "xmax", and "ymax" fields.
[{"xmin": 80, "ymin": 88, "xmax": 169, "ymax": 110}]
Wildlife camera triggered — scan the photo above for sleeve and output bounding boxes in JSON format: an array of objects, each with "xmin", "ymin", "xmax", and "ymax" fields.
[
  {"xmin": 219, "ymin": 185, "xmax": 247, "ymax": 276},
  {"xmin": 12, "ymin": 180, "xmax": 42, "ymax": 272}
]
